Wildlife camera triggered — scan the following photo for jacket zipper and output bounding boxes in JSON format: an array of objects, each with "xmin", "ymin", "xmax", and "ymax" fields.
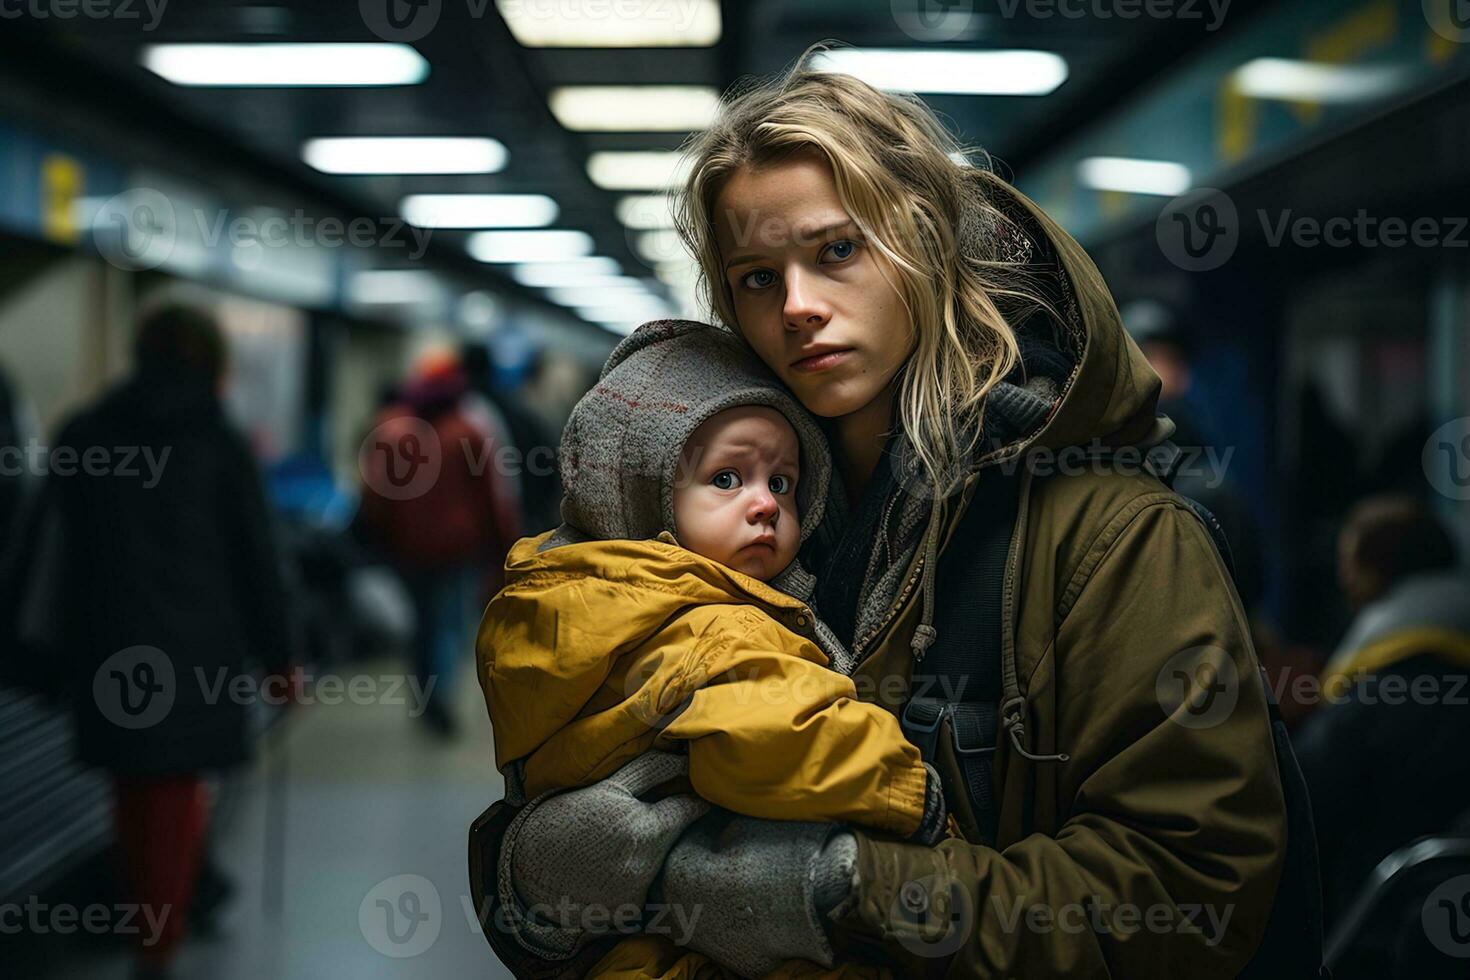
[{"xmin": 852, "ymin": 554, "xmax": 926, "ymax": 662}]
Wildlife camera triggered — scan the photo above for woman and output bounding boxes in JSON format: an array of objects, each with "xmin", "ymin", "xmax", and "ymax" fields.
[
  {"xmin": 480, "ymin": 55, "xmax": 1288, "ymax": 979},
  {"xmin": 47, "ymin": 305, "xmax": 290, "ymax": 980}
]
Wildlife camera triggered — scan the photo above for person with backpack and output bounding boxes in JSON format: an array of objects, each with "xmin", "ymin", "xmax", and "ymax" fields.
[
  {"xmin": 476, "ymin": 57, "xmax": 1318, "ymax": 979},
  {"xmin": 358, "ymin": 349, "xmax": 520, "ymax": 736}
]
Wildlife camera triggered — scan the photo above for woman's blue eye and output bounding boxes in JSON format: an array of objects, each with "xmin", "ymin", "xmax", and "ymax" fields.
[
  {"xmin": 769, "ymin": 475, "xmax": 791, "ymax": 494},
  {"xmin": 741, "ymin": 269, "xmax": 776, "ymax": 290},
  {"xmin": 712, "ymin": 470, "xmax": 741, "ymax": 490},
  {"xmin": 822, "ymin": 240, "xmax": 857, "ymax": 262}
]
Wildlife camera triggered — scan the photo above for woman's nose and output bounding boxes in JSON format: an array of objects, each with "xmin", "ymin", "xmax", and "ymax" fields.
[{"xmin": 783, "ymin": 268, "xmax": 830, "ymax": 331}]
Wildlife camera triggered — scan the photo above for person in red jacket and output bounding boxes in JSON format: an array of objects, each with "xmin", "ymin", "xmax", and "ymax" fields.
[{"xmin": 358, "ymin": 350, "xmax": 520, "ymax": 736}]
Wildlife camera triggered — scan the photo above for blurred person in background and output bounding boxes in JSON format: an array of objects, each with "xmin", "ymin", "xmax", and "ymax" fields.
[
  {"xmin": 1295, "ymin": 494, "xmax": 1470, "ymax": 925},
  {"xmin": 0, "ymin": 364, "xmax": 45, "ymax": 692},
  {"xmin": 45, "ymin": 304, "xmax": 290, "ymax": 980},
  {"xmin": 357, "ymin": 349, "xmax": 519, "ymax": 737},
  {"xmin": 462, "ymin": 342, "xmax": 562, "ymax": 535},
  {"xmin": 1284, "ymin": 382, "xmax": 1362, "ymax": 650},
  {"xmin": 0, "ymin": 364, "xmax": 39, "ymax": 543},
  {"xmin": 1123, "ymin": 299, "xmax": 1266, "ymax": 614}
]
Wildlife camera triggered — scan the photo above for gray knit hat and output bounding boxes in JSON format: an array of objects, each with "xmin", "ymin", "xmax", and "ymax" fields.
[{"xmin": 556, "ymin": 319, "xmax": 832, "ymax": 548}]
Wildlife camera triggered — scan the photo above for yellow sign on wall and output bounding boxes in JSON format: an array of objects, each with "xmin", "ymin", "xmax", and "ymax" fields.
[{"xmin": 41, "ymin": 153, "xmax": 84, "ymax": 245}]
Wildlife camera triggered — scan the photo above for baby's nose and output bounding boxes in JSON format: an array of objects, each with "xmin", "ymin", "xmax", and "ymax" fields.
[{"xmin": 749, "ymin": 489, "xmax": 778, "ymax": 521}]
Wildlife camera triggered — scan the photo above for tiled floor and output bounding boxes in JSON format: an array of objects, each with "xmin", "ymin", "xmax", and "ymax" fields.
[{"xmin": 35, "ymin": 658, "xmax": 513, "ymax": 980}]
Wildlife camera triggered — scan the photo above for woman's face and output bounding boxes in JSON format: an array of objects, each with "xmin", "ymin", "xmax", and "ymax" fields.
[{"xmin": 713, "ymin": 153, "xmax": 914, "ymax": 420}]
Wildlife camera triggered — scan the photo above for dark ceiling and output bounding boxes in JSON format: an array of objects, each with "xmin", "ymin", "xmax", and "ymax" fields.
[{"xmin": 0, "ymin": 0, "xmax": 1276, "ymax": 321}]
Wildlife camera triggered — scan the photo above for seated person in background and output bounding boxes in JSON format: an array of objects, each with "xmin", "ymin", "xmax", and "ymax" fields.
[
  {"xmin": 1295, "ymin": 493, "xmax": 1470, "ymax": 925},
  {"xmin": 477, "ymin": 320, "xmax": 945, "ymax": 847}
]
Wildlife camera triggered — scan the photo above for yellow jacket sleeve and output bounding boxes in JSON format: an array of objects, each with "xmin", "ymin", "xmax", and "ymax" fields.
[{"xmin": 658, "ymin": 608, "xmax": 929, "ymax": 838}]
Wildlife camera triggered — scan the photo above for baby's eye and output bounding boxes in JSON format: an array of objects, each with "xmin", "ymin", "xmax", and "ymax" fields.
[
  {"xmin": 769, "ymin": 474, "xmax": 792, "ymax": 494},
  {"xmin": 821, "ymin": 240, "xmax": 857, "ymax": 263},
  {"xmin": 712, "ymin": 469, "xmax": 741, "ymax": 490},
  {"xmin": 740, "ymin": 269, "xmax": 777, "ymax": 290}
]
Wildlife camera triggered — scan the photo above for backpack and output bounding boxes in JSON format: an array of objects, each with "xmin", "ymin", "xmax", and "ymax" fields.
[{"xmin": 897, "ymin": 442, "xmax": 1330, "ymax": 978}]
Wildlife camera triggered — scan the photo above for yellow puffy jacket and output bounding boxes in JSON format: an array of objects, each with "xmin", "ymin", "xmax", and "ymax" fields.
[{"xmin": 476, "ymin": 529, "xmax": 929, "ymax": 838}]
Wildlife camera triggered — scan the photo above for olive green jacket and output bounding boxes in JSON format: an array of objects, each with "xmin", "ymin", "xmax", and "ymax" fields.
[{"xmin": 824, "ymin": 172, "xmax": 1286, "ymax": 978}]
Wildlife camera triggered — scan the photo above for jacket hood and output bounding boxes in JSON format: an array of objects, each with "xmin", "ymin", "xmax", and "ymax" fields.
[
  {"xmin": 970, "ymin": 168, "xmax": 1169, "ymax": 460},
  {"xmin": 556, "ymin": 319, "xmax": 832, "ymax": 549},
  {"xmin": 861, "ymin": 170, "xmax": 1172, "ymax": 666}
]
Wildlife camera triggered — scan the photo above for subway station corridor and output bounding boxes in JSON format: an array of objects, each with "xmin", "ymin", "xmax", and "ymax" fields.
[
  {"xmin": 22, "ymin": 661, "xmax": 511, "ymax": 980},
  {"xmin": 4, "ymin": 3, "xmax": 1470, "ymax": 978}
]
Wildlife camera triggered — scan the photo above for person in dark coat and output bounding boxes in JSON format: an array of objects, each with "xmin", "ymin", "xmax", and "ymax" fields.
[
  {"xmin": 1295, "ymin": 495, "xmax": 1470, "ymax": 927},
  {"xmin": 49, "ymin": 304, "xmax": 289, "ymax": 979}
]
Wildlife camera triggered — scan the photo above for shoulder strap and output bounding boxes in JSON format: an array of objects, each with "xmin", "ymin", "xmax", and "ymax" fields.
[{"xmin": 899, "ymin": 464, "xmax": 1020, "ymax": 845}]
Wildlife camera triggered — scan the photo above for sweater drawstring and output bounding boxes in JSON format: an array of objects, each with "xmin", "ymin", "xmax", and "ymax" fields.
[
  {"xmin": 1002, "ymin": 695, "xmax": 1070, "ymax": 763},
  {"xmin": 909, "ymin": 495, "xmax": 943, "ymax": 659},
  {"xmin": 906, "ymin": 467, "xmax": 1069, "ymax": 765}
]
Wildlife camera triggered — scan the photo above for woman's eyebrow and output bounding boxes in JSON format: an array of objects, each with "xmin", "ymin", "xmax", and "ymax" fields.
[
  {"xmin": 723, "ymin": 218, "xmax": 860, "ymax": 271},
  {"xmin": 796, "ymin": 217, "xmax": 859, "ymax": 240}
]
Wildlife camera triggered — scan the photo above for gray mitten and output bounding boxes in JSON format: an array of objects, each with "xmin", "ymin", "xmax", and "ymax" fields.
[
  {"xmin": 499, "ymin": 750, "xmax": 710, "ymax": 958},
  {"xmin": 653, "ymin": 813, "xmax": 858, "ymax": 979}
]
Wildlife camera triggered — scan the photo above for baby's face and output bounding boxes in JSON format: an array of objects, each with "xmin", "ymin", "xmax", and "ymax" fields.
[{"xmin": 672, "ymin": 405, "xmax": 802, "ymax": 581}]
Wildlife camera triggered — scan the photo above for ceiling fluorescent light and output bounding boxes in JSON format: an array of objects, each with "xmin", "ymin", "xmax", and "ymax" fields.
[
  {"xmin": 468, "ymin": 230, "xmax": 593, "ymax": 263},
  {"xmin": 549, "ymin": 86, "xmax": 719, "ymax": 132},
  {"xmin": 1077, "ymin": 157, "xmax": 1192, "ymax": 196},
  {"xmin": 496, "ymin": 0, "xmax": 721, "ymax": 47},
  {"xmin": 511, "ymin": 258, "xmax": 622, "ymax": 287},
  {"xmin": 616, "ymin": 195, "xmax": 675, "ymax": 229},
  {"xmin": 579, "ymin": 303, "xmax": 674, "ymax": 325},
  {"xmin": 812, "ymin": 48, "xmax": 1067, "ymax": 96},
  {"xmin": 401, "ymin": 194, "xmax": 557, "ymax": 227},
  {"xmin": 304, "ymin": 138, "xmax": 506, "ymax": 175},
  {"xmin": 1230, "ymin": 58, "xmax": 1409, "ymax": 104},
  {"xmin": 546, "ymin": 284, "xmax": 654, "ymax": 306},
  {"xmin": 142, "ymin": 43, "xmax": 429, "ymax": 87},
  {"xmin": 634, "ymin": 230, "xmax": 686, "ymax": 264},
  {"xmin": 587, "ymin": 152, "xmax": 689, "ymax": 191},
  {"xmin": 350, "ymin": 271, "xmax": 438, "ymax": 305}
]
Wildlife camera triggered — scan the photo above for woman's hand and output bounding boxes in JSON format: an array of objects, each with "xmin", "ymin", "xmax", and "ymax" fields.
[
  {"xmin": 654, "ymin": 812, "xmax": 858, "ymax": 979},
  {"xmin": 498, "ymin": 750, "xmax": 709, "ymax": 957}
]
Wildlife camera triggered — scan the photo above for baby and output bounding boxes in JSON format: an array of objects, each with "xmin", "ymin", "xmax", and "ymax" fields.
[{"xmin": 477, "ymin": 319, "xmax": 945, "ymax": 845}]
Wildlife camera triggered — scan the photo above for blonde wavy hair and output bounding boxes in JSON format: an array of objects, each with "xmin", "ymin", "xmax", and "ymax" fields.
[{"xmin": 672, "ymin": 44, "xmax": 1049, "ymax": 494}]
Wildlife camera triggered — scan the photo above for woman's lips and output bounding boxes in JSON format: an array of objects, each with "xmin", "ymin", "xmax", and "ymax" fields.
[{"xmin": 791, "ymin": 348, "xmax": 852, "ymax": 373}]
